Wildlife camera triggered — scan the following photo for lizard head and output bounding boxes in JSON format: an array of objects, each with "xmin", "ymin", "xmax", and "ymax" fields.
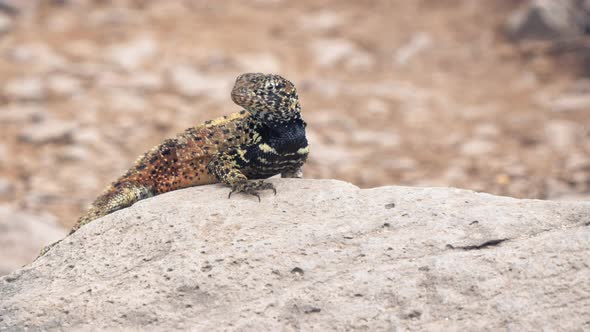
[{"xmin": 231, "ymin": 73, "xmax": 301, "ymax": 124}]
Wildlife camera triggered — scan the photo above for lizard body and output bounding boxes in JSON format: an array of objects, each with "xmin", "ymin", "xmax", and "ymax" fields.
[{"xmin": 39, "ymin": 73, "xmax": 308, "ymax": 256}]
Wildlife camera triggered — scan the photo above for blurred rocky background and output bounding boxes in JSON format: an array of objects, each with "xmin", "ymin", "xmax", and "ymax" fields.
[{"xmin": 0, "ymin": 0, "xmax": 589, "ymax": 273}]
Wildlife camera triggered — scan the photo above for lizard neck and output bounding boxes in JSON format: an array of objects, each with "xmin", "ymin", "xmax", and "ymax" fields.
[{"xmin": 248, "ymin": 99, "xmax": 302, "ymax": 125}]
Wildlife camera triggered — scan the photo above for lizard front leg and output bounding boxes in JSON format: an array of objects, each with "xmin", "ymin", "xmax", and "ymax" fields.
[{"xmin": 207, "ymin": 148, "xmax": 276, "ymax": 201}]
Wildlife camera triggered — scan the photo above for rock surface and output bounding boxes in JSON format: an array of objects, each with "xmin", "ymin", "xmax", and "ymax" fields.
[{"xmin": 1, "ymin": 179, "xmax": 589, "ymax": 331}]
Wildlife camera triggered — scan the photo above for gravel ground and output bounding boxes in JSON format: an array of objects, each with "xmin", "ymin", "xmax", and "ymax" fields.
[{"xmin": 0, "ymin": 0, "xmax": 589, "ymax": 230}]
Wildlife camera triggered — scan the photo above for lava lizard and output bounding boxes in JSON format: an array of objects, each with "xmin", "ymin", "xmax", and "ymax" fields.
[{"xmin": 39, "ymin": 73, "xmax": 309, "ymax": 257}]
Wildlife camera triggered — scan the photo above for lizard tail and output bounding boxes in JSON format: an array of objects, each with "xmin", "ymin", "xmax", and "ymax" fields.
[
  {"xmin": 37, "ymin": 182, "xmax": 154, "ymax": 259},
  {"xmin": 70, "ymin": 182, "xmax": 155, "ymax": 234}
]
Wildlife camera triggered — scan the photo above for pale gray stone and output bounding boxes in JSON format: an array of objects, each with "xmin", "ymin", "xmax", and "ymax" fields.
[
  {"xmin": 0, "ymin": 105, "xmax": 45, "ymax": 123},
  {"xmin": 352, "ymin": 129, "xmax": 400, "ymax": 148},
  {"xmin": 237, "ymin": 53, "xmax": 281, "ymax": 73},
  {"xmin": 548, "ymin": 94, "xmax": 590, "ymax": 112},
  {"xmin": 507, "ymin": 0, "xmax": 590, "ymax": 40},
  {"xmin": 0, "ymin": 178, "xmax": 13, "ymax": 198},
  {"xmin": 0, "ymin": 13, "xmax": 12, "ymax": 34},
  {"xmin": 168, "ymin": 65, "xmax": 230, "ymax": 100},
  {"xmin": 18, "ymin": 119, "xmax": 77, "ymax": 144},
  {"xmin": 107, "ymin": 91, "xmax": 148, "ymax": 113},
  {"xmin": 5, "ymin": 43, "xmax": 66, "ymax": 69},
  {"xmin": 47, "ymin": 74, "xmax": 82, "ymax": 97},
  {"xmin": 365, "ymin": 98, "xmax": 389, "ymax": 114},
  {"xmin": 311, "ymin": 38, "xmax": 375, "ymax": 70},
  {"xmin": 3, "ymin": 77, "xmax": 45, "ymax": 101},
  {"xmin": 107, "ymin": 37, "xmax": 158, "ymax": 70},
  {"xmin": 0, "ymin": 179, "xmax": 588, "ymax": 330},
  {"xmin": 298, "ymin": 11, "xmax": 342, "ymax": 31},
  {"xmin": 394, "ymin": 32, "xmax": 433, "ymax": 66},
  {"xmin": 125, "ymin": 72, "xmax": 164, "ymax": 92},
  {"xmin": 96, "ymin": 71, "xmax": 163, "ymax": 92},
  {"xmin": 545, "ymin": 121, "xmax": 579, "ymax": 149},
  {"xmin": 0, "ymin": 144, "xmax": 5, "ymax": 165},
  {"xmin": 460, "ymin": 139, "xmax": 496, "ymax": 156}
]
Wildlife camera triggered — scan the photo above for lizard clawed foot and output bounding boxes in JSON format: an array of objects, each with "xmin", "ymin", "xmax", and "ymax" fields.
[{"xmin": 228, "ymin": 180, "xmax": 276, "ymax": 202}]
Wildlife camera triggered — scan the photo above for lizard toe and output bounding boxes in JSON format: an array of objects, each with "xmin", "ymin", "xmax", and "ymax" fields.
[{"xmin": 228, "ymin": 180, "xmax": 275, "ymax": 201}]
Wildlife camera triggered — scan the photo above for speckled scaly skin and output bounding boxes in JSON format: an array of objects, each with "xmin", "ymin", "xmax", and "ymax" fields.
[{"xmin": 38, "ymin": 73, "xmax": 308, "ymax": 257}]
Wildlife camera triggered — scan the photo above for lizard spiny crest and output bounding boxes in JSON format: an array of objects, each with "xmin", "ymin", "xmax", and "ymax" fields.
[{"xmin": 231, "ymin": 73, "xmax": 301, "ymax": 125}]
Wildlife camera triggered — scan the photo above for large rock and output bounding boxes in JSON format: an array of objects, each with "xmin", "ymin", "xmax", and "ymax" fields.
[{"xmin": 0, "ymin": 179, "xmax": 589, "ymax": 330}]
